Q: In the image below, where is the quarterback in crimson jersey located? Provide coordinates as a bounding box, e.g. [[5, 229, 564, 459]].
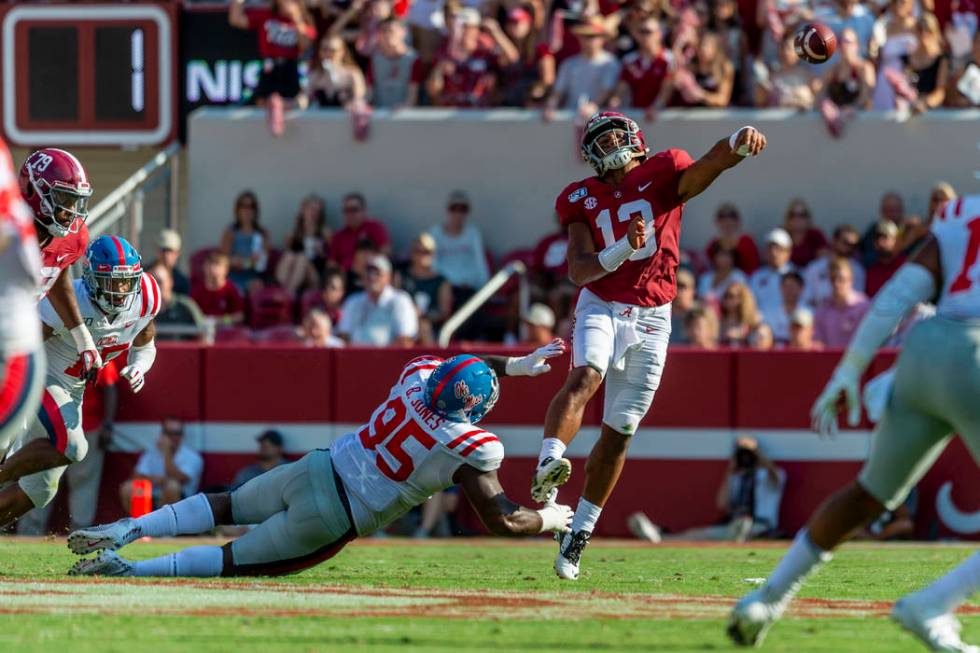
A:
[[531, 112, 767, 580], [18, 149, 103, 381]]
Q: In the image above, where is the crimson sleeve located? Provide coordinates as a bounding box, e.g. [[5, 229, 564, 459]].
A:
[[649, 148, 694, 209], [555, 182, 587, 228], [245, 8, 268, 30]]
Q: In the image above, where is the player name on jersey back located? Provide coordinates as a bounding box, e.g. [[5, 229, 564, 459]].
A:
[[933, 195, 980, 320], [331, 356, 504, 536]]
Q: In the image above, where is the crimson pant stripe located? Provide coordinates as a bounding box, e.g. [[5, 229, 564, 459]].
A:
[[430, 357, 482, 406], [0, 353, 34, 425], [38, 389, 69, 454]]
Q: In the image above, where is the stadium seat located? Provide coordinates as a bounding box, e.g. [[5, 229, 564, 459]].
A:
[[299, 288, 324, 319], [213, 326, 253, 344], [248, 286, 295, 329]]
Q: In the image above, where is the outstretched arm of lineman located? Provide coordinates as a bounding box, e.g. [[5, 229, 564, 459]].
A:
[[481, 339, 567, 378], [455, 465, 572, 536]]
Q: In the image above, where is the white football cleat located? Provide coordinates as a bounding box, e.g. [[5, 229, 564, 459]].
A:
[[531, 456, 572, 503], [727, 588, 787, 647], [554, 529, 591, 580], [892, 595, 980, 653], [68, 518, 141, 555], [68, 550, 135, 577]]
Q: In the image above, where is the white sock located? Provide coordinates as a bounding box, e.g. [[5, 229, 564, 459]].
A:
[[135, 493, 215, 538], [764, 529, 832, 603], [913, 552, 980, 613], [133, 546, 224, 578], [539, 438, 567, 464], [571, 498, 602, 533]]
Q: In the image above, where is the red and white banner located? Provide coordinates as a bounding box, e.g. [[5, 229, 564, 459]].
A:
[[96, 344, 978, 540]]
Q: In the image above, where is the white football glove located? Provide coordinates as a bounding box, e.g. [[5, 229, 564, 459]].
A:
[[810, 362, 862, 438], [505, 338, 567, 377], [120, 365, 145, 394], [70, 325, 102, 381], [536, 501, 574, 534]]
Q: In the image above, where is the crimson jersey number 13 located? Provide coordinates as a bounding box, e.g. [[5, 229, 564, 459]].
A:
[[595, 199, 658, 261]]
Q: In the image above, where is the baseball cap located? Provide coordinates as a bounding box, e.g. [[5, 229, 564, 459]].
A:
[[571, 15, 609, 37], [366, 254, 392, 274], [790, 306, 814, 328], [875, 220, 899, 238], [507, 7, 532, 23], [447, 190, 470, 208], [257, 429, 284, 447], [456, 8, 481, 27], [523, 303, 556, 329], [158, 229, 182, 252], [766, 228, 792, 249]]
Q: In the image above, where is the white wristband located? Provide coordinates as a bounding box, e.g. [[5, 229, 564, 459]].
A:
[[504, 356, 520, 377], [69, 325, 96, 353], [127, 340, 157, 376], [729, 126, 754, 156], [597, 236, 636, 272]]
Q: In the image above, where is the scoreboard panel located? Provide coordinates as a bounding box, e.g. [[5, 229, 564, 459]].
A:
[[2, 4, 174, 146]]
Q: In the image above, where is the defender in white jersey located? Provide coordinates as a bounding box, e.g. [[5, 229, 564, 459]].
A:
[[0, 140, 44, 453], [0, 235, 158, 526], [730, 196, 980, 652], [67, 344, 574, 579]]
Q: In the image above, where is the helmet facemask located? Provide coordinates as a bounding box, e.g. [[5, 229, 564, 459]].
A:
[[581, 115, 647, 175], [84, 264, 141, 315], [28, 166, 92, 238]]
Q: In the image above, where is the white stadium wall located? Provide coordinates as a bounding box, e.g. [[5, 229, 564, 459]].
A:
[[186, 108, 980, 258]]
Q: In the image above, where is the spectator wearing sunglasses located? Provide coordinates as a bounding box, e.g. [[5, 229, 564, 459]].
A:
[[330, 192, 392, 271], [220, 190, 270, 294], [801, 224, 866, 307], [782, 198, 827, 267], [704, 203, 760, 274], [337, 254, 418, 346], [429, 190, 490, 299]]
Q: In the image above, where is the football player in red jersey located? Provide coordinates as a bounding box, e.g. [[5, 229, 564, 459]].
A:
[[529, 112, 767, 580], [18, 148, 101, 379]]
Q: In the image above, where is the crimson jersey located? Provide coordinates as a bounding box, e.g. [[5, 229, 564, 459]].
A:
[[556, 148, 694, 306], [37, 221, 88, 301]]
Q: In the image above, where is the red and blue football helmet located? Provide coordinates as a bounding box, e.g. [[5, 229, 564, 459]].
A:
[[82, 235, 142, 315], [424, 355, 500, 424]]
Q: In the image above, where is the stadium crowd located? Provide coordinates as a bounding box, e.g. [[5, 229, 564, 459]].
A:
[[224, 0, 979, 136], [156, 181, 957, 349]]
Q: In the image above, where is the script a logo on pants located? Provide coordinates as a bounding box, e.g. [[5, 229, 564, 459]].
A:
[[936, 481, 980, 534]]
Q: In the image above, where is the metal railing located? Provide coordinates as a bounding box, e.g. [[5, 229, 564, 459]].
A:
[[437, 260, 530, 347], [86, 142, 181, 244]]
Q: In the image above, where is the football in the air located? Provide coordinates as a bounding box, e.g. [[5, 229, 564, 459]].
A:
[[794, 22, 837, 64]]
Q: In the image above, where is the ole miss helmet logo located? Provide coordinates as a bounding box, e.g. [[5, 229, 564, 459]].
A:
[[454, 380, 484, 411]]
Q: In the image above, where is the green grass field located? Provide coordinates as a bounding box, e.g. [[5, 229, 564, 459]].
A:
[[0, 537, 976, 653]]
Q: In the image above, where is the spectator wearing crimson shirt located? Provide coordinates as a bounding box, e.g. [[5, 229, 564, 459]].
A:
[[368, 19, 423, 108], [229, 0, 316, 136], [704, 203, 760, 274], [782, 198, 828, 267], [865, 221, 906, 297], [499, 7, 552, 107], [15, 361, 119, 535], [426, 10, 518, 107], [604, 17, 674, 120], [330, 193, 391, 271], [191, 251, 246, 325]]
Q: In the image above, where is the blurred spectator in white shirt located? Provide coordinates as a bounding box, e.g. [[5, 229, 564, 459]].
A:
[[545, 16, 621, 116], [430, 190, 491, 293], [763, 271, 805, 343], [121, 419, 204, 510], [303, 309, 346, 348], [522, 303, 557, 347], [698, 243, 748, 303], [802, 224, 866, 307], [337, 255, 418, 346], [749, 228, 795, 319]]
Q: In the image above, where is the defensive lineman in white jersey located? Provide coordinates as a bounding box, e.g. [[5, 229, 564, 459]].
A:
[[0, 235, 158, 526], [729, 196, 980, 652], [68, 345, 574, 578], [0, 141, 44, 453]]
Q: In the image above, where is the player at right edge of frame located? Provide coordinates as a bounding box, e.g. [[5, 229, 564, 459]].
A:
[[729, 196, 980, 653]]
